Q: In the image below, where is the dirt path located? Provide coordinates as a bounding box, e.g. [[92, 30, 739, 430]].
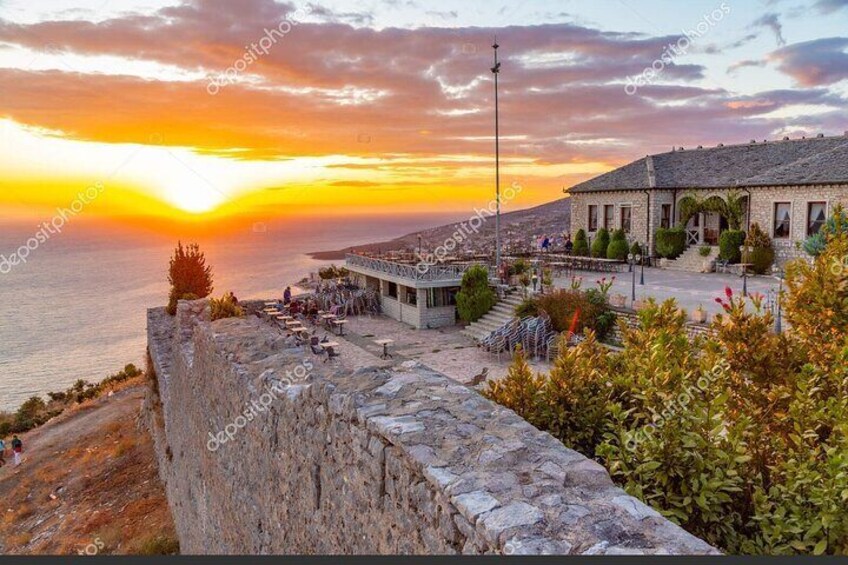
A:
[[0, 381, 177, 555]]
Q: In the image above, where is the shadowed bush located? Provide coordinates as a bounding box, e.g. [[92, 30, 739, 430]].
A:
[[456, 265, 496, 323]]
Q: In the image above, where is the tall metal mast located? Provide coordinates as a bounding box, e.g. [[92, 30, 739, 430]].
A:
[[491, 39, 501, 275]]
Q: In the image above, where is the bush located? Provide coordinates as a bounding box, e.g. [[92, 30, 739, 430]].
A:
[[485, 234, 848, 555], [573, 229, 590, 256], [630, 241, 643, 256], [508, 258, 531, 277], [514, 297, 539, 318], [591, 228, 610, 258], [209, 293, 245, 321], [531, 288, 614, 340], [166, 243, 213, 315], [699, 245, 713, 257], [803, 205, 848, 257], [456, 265, 496, 323], [655, 227, 686, 259], [319, 265, 350, 280], [745, 224, 774, 274], [719, 229, 746, 263], [606, 229, 629, 261]]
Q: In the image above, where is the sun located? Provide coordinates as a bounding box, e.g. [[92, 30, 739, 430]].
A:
[[168, 185, 225, 214]]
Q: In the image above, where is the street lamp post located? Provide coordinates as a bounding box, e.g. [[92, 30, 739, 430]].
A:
[[773, 265, 784, 334], [491, 40, 502, 276], [740, 244, 750, 297], [640, 252, 646, 286], [628, 252, 641, 304]]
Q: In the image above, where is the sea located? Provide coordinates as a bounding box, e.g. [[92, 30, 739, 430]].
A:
[[0, 213, 460, 411]]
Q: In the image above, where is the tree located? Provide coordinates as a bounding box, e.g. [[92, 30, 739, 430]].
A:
[[744, 223, 774, 275], [591, 228, 610, 258], [573, 229, 590, 256], [455, 265, 496, 323], [607, 229, 629, 261], [167, 242, 214, 315]]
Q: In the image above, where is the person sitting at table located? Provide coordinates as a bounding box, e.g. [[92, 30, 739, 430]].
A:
[[289, 301, 301, 315]]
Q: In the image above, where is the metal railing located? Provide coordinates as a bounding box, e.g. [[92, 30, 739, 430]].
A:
[[345, 253, 488, 282]]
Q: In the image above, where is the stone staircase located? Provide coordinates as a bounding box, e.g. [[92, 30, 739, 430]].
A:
[[664, 245, 719, 272], [460, 290, 526, 341]]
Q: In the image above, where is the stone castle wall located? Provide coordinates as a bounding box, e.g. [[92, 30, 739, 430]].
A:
[[144, 300, 718, 555]]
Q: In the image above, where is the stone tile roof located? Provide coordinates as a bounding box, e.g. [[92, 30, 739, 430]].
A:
[[569, 135, 848, 193]]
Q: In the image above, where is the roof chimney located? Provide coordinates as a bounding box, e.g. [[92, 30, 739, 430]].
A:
[[697, 145, 703, 149], [783, 136, 790, 140], [718, 143, 724, 147], [750, 139, 757, 144], [646, 155, 657, 188], [817, 133, 824, 138]]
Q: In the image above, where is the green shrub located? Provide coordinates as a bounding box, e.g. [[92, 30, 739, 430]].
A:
[[803, 205, 848, 257], [591, 228, 610, 258], [606, 229, 629, 261], [456, 265, 496, 323], [532, 288, 613, 340], [210, 293, 245, 321], [514, 297, 539, 318], [745, 223, 774, 274], [166, 242, 213, 315], [630, 241, 643, 256], [573, 229, 590, 256], [719, 229, 746, 263], [699, 245, 713, 257], [508, 258, 531, 276], [655, 227, 686, 259], [135, 535, 180, 555]]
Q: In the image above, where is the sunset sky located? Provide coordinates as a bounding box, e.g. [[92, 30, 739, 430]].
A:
[[1, 0, 847, 228]]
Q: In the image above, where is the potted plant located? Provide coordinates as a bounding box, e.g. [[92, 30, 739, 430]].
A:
[[691, 304, 708, 324], [519, 273, 532, 298], [699, 246, 714, 273]]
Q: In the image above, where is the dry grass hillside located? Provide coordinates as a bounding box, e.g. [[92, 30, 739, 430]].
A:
[[0, 379, 177, 555]]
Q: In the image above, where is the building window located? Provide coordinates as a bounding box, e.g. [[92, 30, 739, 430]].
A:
[[660, 204, 672, 229], [808, 202, 826, 236], [604, 205, 614, 230], [620, 206, 632, 234], [387, 282, 398, 298], [774, 202, 791, 238], [405, 287, 417, 306], [588, 205, 598, 231]]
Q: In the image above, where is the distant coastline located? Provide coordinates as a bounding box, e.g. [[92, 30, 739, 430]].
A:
[[308, 197, 571, 261]]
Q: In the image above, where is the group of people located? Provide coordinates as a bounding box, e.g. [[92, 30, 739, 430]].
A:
[[0, 435, 23, 467], [276, 287, 324, 323], [536, 232, 574, 254]]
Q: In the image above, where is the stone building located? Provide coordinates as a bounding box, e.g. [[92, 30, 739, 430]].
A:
[[568, 133, 848, 265], [345, 253, 469, 329]]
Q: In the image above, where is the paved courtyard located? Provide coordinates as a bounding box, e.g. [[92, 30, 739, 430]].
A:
[[303, 267, 782, 386], [553, 267, 782, 315], [308, 314, 552, 387]]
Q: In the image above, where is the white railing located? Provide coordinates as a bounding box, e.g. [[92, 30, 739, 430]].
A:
[[346, 254, 488, 282]]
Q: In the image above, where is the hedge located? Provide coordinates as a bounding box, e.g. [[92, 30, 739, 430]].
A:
[[655, 227, 686, 259]]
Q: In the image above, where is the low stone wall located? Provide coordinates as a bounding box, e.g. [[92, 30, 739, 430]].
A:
[[608, 307, 715, 344], [145, 300, 718, 555]]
